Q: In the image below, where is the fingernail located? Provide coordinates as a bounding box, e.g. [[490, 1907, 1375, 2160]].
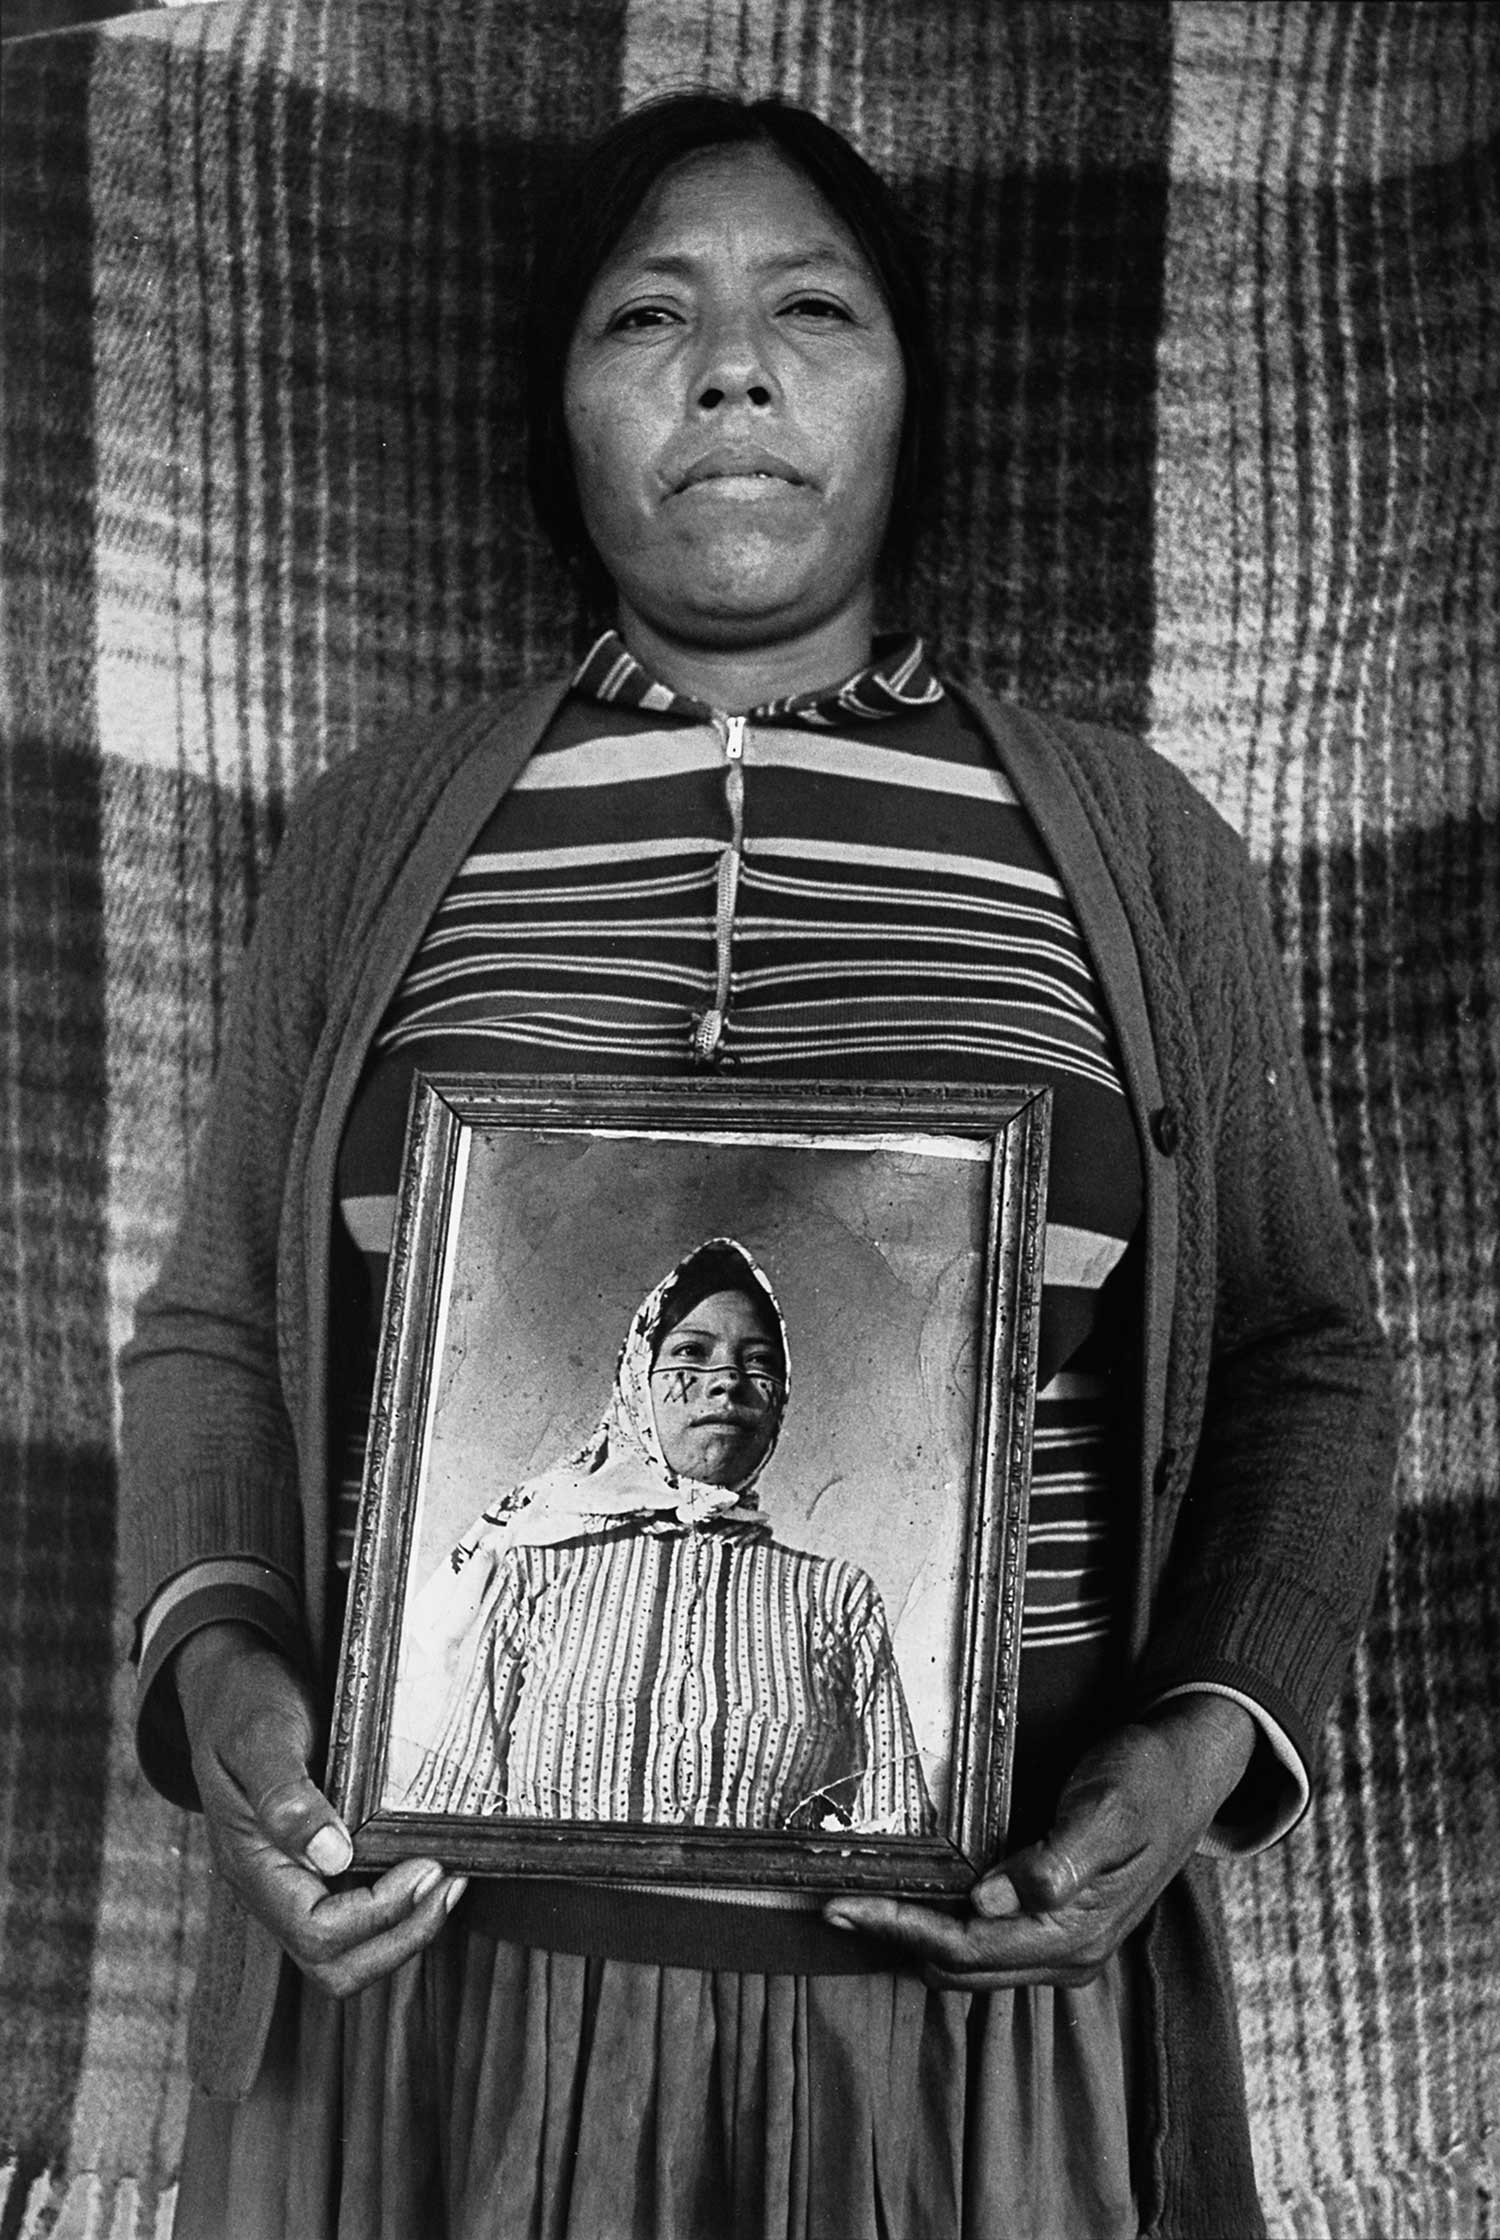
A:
[[825, 1909, 854, 1932], [307, 1825, 353, 1877], [443, 1876, 469, 1916], [411, 1863, 443, 1905]]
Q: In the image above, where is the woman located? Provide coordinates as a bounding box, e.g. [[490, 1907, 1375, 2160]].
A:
[[394, 1237, 933, 1838], [121, 91, 1395, 2238]]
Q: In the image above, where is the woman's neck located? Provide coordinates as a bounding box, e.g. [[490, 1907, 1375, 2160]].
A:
[[613, 598, 877, 712]]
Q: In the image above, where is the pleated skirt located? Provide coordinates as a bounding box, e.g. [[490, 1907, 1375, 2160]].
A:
[[174, 1919, 1138, 2240]]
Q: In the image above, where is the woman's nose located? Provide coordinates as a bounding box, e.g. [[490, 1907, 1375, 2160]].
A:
[[691, 314, 779, 413]]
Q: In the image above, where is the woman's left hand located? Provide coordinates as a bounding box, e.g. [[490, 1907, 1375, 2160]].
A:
[[824, 1693, 1256, 1989]]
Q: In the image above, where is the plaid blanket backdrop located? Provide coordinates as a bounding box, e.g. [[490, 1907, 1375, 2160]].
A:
[[2, 0, 1496, 2230]]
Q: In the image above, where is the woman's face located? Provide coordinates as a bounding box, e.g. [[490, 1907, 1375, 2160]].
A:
[[563, 144, 906, 655], [650, 1287, 784, 1487]]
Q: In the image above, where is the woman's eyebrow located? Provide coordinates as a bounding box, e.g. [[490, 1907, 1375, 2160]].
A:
[[755, 243, 869, 278], [615, 243, 868, 284], [660, 1319, 776, 1345]]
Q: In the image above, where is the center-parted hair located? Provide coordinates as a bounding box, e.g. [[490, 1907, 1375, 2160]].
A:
[[523, 91, 938, 610]]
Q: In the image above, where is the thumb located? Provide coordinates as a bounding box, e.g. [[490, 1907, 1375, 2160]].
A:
[[253, 1770, 353, 1878], [997, 1772, 1134, 1912], [970, 1871, 1023, 1920], [218, 1706, 353, 1878], [993, 1830, 1088, 1914]]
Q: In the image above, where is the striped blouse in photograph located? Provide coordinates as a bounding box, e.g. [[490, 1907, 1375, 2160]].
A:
[[401, 1524, 934, 1837]]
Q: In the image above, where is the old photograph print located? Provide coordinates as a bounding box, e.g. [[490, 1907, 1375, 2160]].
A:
[[383, 1124, 990, 1834], [329, 1078, 1047, 1890]]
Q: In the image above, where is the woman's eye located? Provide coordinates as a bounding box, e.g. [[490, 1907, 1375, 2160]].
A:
[[781, 295, 852, 322], [606, 303, 679, 334]]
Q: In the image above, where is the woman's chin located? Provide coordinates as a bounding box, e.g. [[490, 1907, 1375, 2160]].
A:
[[632, 546, 841, 642], [670, 1429, 763, 1487]]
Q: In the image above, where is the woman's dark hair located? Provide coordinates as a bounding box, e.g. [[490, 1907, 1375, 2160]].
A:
[[523, 92, 937, 611]]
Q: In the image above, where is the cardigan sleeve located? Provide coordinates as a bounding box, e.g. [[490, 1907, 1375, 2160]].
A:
[[117, 758, 369, 1808], [1133, 813, 1399, 1816], [118, 689, 563, 1812]]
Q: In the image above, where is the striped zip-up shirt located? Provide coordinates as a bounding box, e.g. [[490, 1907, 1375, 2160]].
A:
[[401, 1524, 933, 1837], [335, 636, 1145, 1812]]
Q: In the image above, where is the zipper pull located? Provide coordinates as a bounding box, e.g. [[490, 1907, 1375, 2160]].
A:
[[721, 713, 747, 762], [693, 1008, 726, 1063]]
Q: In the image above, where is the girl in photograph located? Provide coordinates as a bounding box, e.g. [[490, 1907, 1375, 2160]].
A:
[[394, 1236, 934, 1838]]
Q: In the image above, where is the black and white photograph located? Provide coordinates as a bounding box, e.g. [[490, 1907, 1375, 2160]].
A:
[[4, 2, 1494, 2234], [331, 1080, 1048, 1889]]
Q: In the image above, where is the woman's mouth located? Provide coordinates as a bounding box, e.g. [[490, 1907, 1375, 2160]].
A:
[[670, 445, 810, 496]]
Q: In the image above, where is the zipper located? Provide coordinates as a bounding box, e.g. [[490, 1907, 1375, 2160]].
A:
[[693, 714, 747, 1064]]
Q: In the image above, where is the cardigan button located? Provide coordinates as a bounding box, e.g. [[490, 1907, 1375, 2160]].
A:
[[1150, 1104, 1181, 1156]]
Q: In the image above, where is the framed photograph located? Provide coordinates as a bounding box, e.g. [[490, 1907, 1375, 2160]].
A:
[[329, 1076, 1050, 1894]]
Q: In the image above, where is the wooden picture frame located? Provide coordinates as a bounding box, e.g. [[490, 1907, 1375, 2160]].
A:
[[329, 1075, 1050, 1895]]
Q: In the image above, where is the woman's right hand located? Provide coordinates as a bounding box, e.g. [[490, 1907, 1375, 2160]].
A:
[[174, 1620, 465, 1999]]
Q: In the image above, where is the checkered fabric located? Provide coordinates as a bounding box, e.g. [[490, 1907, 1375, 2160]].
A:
[[2, 3, 1496, 2231]]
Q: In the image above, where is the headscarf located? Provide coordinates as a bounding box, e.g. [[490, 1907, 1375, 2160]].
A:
[[395, 1241, 788, 1722]]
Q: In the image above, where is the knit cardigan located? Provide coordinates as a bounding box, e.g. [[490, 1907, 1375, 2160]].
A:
[[119, 678, 1397, 2237]]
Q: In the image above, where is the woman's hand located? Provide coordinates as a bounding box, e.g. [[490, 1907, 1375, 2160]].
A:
[[824, 1693, 1255, 1989], [175, 1621, 465, 2000]]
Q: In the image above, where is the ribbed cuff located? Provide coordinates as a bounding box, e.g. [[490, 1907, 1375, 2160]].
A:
[[1134, 1568, 1353, 1777], [124, 1458, 304, 1619]]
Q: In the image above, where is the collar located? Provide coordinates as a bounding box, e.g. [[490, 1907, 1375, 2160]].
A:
[[571, 628, 945, 729], [452, 1463, 772, 1555]]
